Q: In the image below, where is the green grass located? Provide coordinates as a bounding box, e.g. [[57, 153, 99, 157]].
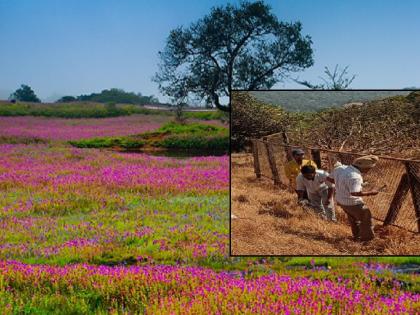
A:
[[154, 121, 224, 134], [0, 102, 130, 118], [69, 121, 229, 151], [184, 110, 227, 121], [158, 134, 229, 150], [0, 101, 175, 118], [1, 191, 229, 268], [0, 101, 227, 120], [68, 137, 145, 149]]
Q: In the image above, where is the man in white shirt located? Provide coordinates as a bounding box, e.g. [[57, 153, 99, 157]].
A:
[[296, 165, 336, 221], [327, 155, 380, 242]]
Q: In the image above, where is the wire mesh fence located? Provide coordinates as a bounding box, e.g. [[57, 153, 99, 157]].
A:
[[252, 138, 420, 233]]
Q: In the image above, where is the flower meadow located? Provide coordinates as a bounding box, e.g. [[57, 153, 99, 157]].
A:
[[0, 115, 169, 140], [0, 115, 419, 314], [0, 144, 229, 267], [0, 261, 419, 314]]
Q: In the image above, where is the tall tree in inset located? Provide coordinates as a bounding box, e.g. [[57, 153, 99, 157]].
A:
[[9, 84, 41, 102], [154, 1, 314, 112]]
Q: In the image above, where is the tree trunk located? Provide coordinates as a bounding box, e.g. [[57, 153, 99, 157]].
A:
[[212, 92, 230, 112]]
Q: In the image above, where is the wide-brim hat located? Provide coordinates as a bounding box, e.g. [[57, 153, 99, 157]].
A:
[[352, 155, 379, 169]]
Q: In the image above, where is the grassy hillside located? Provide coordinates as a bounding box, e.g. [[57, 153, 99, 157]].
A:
[[250, 90, 413, 112]]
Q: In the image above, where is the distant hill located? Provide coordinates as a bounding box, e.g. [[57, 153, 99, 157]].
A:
[[250, 90, 413, 112]]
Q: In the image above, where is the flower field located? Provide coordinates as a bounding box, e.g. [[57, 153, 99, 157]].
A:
[[0, 144, 229, 267], [0, 115, 419, 314], [0, 115, 169, 140], [1, 261, 419, 314]]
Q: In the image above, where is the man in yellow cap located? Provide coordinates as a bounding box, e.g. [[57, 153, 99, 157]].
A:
[[284, 148, 317, 199], [327, 155, 381, 242]]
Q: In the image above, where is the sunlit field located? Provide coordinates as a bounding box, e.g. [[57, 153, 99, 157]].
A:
[[0, 144, 229, 267], [0, 115, 170, 140], [0, 115, 418, 314], [1, 261, 419, 314]]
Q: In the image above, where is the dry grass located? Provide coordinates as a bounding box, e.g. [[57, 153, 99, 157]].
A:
[[231, 153, 420, 255]]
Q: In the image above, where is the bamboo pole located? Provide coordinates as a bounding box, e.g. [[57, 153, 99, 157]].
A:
[[405, 162, 420, 232], [264, 140, 281, 185], [311, 149, 322, 169], [383, 173, 409, 226], [251, 139, 261, 179]]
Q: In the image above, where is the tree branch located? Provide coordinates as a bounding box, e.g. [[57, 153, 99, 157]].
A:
[[248, 60, 286, 89]]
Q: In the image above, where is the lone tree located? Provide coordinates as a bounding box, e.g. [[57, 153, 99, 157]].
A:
[[9, 84, 41, 102], [154, 0, 314, 112]]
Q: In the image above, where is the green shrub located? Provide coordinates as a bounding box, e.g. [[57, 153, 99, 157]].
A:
[[158, 134, 228, 150], [68, 138, 120, 148], [131, 107, 173, 116], [69, 137, 145, 149], [0, 101, 174, 118], [69, 122, 227, 151], [0, 101, 231, 120], [184, 110, 226, 120], [0, 103, 30, 116], [156, 121, 224, 134], [118, 138, 145, 149]]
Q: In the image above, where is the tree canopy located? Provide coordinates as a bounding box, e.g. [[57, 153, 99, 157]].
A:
[[78, 88, 159, 105], [57, 89, 160, 105], [57, 96, 77, 103], [9, 84, 41, 102], [154, 0, 314, 111]]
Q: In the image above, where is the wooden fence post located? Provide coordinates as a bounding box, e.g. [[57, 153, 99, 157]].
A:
[[281, 131, 292, 161], [251, 139, 261, 179], [383, 173, 409, 226], [264, 140, 281, 185], [405, 162, 420, 232], [311, 149, 322, 169]]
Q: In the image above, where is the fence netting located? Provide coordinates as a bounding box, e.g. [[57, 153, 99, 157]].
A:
[[255, 139, 272, 180], [253, 138, 420, 233]]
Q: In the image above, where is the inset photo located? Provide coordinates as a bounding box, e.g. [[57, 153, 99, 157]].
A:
[[231, 90, 420, 255]]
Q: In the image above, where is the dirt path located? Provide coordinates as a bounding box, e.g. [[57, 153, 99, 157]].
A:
[[231, 153, 420, 255]]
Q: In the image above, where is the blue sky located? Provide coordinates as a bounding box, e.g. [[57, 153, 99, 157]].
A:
[[0, 0, 419, 102]]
